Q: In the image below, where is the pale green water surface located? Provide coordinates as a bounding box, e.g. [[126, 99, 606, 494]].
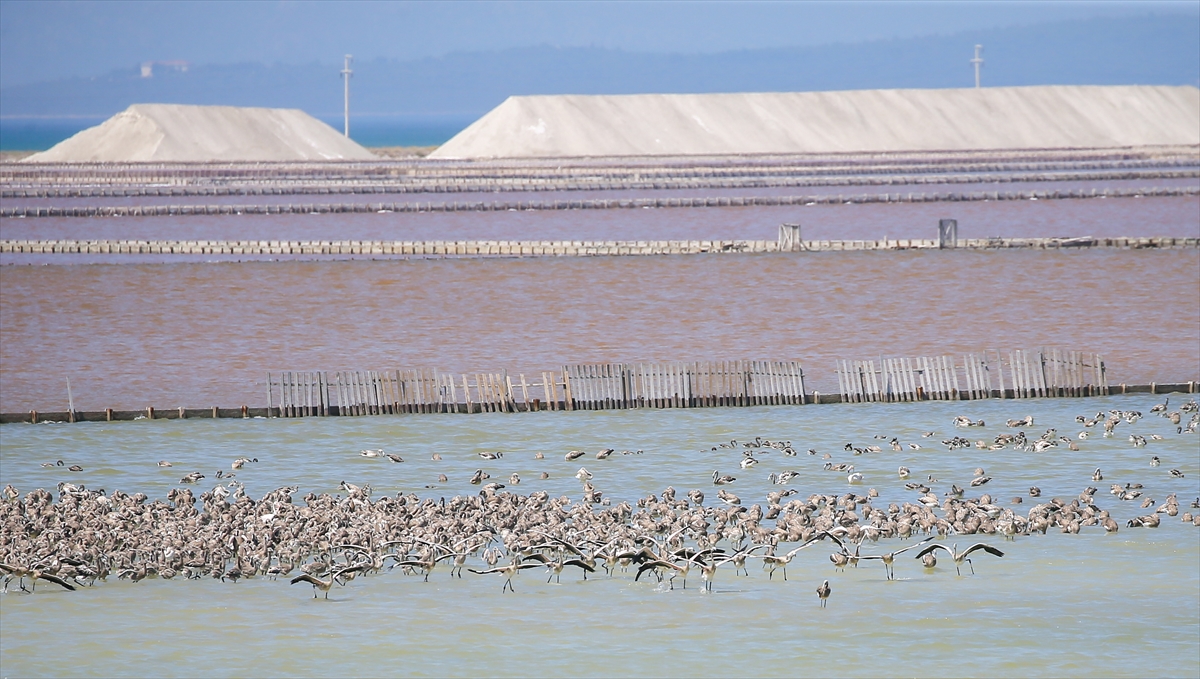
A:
[[2, 395, 1198, 677]]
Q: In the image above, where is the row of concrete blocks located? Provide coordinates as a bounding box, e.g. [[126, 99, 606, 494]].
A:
[[3, 151, 1194, 181], [2, 237, 1198, 256], [3, 168, 1195, 198], [2, 239, 777, 256], [2, 186, 1197, 219]]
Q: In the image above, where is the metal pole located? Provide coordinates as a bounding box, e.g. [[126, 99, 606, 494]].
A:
[[971, 45, 983, 88], [341, 54, 353, 137]]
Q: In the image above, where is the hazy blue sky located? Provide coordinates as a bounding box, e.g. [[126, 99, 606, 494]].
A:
[[2, 0, 1195, 86]]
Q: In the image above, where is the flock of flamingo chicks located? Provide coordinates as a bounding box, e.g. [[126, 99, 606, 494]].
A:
[[1, 397, 1196, 607]]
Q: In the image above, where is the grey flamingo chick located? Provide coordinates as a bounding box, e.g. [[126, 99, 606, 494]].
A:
[[817, 579, 831, 607]]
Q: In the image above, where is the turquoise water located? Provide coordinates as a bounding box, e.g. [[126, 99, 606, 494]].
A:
[[1, 394, 1198, 677], [0, 118, 106, 151], [0, 116, 469, 151]]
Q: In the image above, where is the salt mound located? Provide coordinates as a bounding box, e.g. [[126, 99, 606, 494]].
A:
[[431, 85, 1200, 158], [25, 104, 376, 162]]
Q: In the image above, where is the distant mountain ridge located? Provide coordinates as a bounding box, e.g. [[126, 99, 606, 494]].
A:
[[2, 14, 1196, 118]]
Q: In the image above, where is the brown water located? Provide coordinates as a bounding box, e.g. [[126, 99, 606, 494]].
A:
[[2, 247, 1197, 412]]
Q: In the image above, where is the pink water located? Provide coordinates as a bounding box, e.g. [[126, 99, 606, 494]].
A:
[[2, 243, 1197, 412], [2, 194, 1197, 244]]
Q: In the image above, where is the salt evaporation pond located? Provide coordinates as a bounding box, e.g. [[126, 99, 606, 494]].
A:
[[2, 393, 1198, 677]]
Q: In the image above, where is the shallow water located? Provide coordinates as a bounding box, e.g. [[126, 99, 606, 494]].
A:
[[1, 394, 1198, 678]]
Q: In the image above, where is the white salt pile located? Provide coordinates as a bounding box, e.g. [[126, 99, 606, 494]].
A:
[[431, 85, 1200, 158], [25, 104, 376, 162]]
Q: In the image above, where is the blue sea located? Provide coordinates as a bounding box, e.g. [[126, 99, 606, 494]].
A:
[[0, 115, 470, 151]]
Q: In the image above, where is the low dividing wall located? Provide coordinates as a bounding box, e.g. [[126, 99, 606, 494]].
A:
[[2, 236, 1196, 257], [2, 185, 1196, 219]]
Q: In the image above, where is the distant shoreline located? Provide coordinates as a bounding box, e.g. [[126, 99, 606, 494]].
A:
[[1, 146, 439, 162]]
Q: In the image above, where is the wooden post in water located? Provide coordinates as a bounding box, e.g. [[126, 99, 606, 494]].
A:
[[563, 367, 575, 411], [779, 223, 802, 252], [938, 219, 958, 249], [993, 350, 1005, 398], [836, 360, 847, 402], [334, 372, 344, 416], [1010, 351, 1021, 398], [319, 371, 328, 416]]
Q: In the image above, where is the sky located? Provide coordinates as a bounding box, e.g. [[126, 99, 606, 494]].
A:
[[2, 0, 1196, 87]]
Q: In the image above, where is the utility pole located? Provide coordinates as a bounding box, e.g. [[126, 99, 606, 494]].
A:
[[341, 54, 353, 137], [971, 45, 983, 88]]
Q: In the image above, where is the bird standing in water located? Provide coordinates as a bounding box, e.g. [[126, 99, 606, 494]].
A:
[[817, 579, 831, 607]]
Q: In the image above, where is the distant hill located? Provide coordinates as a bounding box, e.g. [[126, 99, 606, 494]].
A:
[[2, 15, 1196, 119]]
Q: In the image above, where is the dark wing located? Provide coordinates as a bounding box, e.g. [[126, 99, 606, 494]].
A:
[[914, 543, 951, 559], [38, 573, 76, 591], [615, 549, 655, 564], [962, 543, 1004, 558], [786, 535, 828, 558], [333, 564, 368, 580], [563, 559, 595, 572], [291, 573, 321, 586], [635, 560, 673, 581], [890, 536, 937, 557], [520, 553, 550, 564], [392, 560, 431, 569], [545, 536, 584, 556], [818, 531, 848, 552]]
